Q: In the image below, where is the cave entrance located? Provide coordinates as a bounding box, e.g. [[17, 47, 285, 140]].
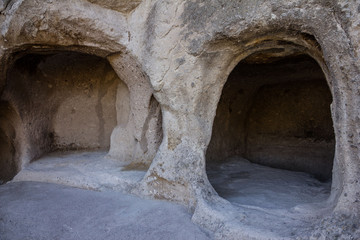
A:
[[206, 54, 335, 209], [4, 50, 162, 188], [7, 52, 123, 156], [0, 102, 20, 184], [3, 51, 128, 185]]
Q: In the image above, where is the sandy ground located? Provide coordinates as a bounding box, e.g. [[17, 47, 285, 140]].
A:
[[207, 157, 331, 209], [0, 181, 212, 240], [5, 151, 334, 239], [206, 157, 332, 238], [13, 151, 146, 192]]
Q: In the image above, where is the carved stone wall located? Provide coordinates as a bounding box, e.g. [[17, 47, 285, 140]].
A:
[[0, 0, 359, 239]]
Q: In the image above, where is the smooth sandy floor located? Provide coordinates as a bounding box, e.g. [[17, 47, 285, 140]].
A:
[[13, 151, 147, 192], [0, 181, 212, 240], [8, 152, 334, 239], [205, 157, 333, 238], [207, 157, 331, 210]]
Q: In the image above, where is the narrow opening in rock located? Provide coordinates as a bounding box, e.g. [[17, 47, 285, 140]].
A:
[[0, 102, 19, 184], [206, 54, 335, 209]]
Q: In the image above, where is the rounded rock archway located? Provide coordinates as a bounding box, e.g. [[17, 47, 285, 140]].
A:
[[1, 46, 163, 187], [187, 30, 359, 238], [4, 51, 124, 160], [0, 0, 359, 239], [206, 51, 335, 209]]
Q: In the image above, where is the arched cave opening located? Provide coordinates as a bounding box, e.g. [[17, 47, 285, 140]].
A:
[[6, 51, 124, 161], [4, 50, 162, 186], [206, 53, 335, 209]]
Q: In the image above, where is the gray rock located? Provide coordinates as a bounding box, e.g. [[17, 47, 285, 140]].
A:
[[0, 0, 359, 239]]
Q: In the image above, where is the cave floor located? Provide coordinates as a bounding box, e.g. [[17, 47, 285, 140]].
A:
[[205, 157, 333, 239], [0, 181, 212, 240], [207, 157, 331, 210], [9, 152, 334, 239], [15, 151, 332, 209], [13, 151, 147, 192]]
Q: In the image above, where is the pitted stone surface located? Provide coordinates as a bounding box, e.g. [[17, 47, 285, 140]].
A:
[[87, 0, 143, 13], [0, 0, 359, 239]]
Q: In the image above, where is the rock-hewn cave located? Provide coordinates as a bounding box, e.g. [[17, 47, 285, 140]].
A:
[[5, 52, 123, 157], [1, 1, 359, 239], [206, 54, 335, 208], [0, 51, 130, 184], [0, 101, 21, 183], [3, 49, 163, 190]]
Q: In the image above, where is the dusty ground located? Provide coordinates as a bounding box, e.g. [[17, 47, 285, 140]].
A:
[[4, 151, 337, 239], [207, 157, 331, 210], [206, 157, 333, 238], [13, 151, 146, 192], [0, 181, 212, 240]]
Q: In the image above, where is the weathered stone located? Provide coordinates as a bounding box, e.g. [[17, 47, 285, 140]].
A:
[[86, 0, 143, 14], [0, 0, 11, 13], [0, 0, 359, 239]]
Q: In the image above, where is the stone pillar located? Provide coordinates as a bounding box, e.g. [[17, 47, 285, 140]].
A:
[[107, 53, 162, 166], [138, 50, 237, 206]]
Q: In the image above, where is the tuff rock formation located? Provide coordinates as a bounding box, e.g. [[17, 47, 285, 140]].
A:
[[0, 0, 359, 239]]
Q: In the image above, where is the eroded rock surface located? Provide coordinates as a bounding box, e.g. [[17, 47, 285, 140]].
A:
[[86, 0, 143, 13], [0, 0, 359, 239]]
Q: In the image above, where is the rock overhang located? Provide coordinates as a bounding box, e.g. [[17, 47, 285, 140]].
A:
[[0, 0, 359, 239]]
